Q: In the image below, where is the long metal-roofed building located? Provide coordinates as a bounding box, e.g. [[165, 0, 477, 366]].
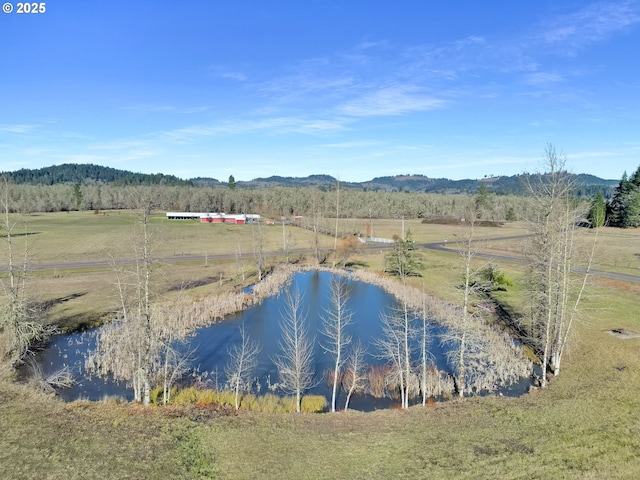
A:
[[166, 212, 260, 225]]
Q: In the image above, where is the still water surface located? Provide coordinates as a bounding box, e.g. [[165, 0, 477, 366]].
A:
[[34, 271, 527, 410]]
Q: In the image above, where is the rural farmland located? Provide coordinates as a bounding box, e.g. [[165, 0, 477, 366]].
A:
[[3, 1, 640, 478]]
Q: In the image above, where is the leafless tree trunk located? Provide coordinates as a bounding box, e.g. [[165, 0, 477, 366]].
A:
[[440, 210, 492, 398], [321, 276, 353, 412], [456, 214, 476, 397], [376, 300, 417, 409], [89, 188, 189, 407], [524, 145, 595, 386], [274, 288, 315, 413], [251, 220, 266, 281], [236, 242, 245, 281], [160, 337, 192, 405], [310, 191, 325, 265], [419, 297, 433, 406], [225, 324, 261, 410], [282, 221, 295, 263], [0, 175, 50, 366], [135, 200, 155, 407], [343, 340, 367, 411]]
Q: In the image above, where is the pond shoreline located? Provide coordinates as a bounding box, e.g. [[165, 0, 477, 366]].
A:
[[29, 264, 534, 407]]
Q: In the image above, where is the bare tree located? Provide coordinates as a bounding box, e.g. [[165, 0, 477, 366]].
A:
[[274, 288, 315, 413], [343, 340, 367, 411], [251, 220, 266, 281], [282, 220, 295, 263], [131, 194, 156, 406], [439, 210, 493, 398], [89, 188, 188, 407], [419, 296, 434, 406], [225, 324, 261, 410], [376, 301, 417, 409], [524, 145, 595, 386], [236, 242, 245, 281], [309, 191, 325, 265], [25, 357, 74, 394], [321, 276, 353, 412], [159, 341, 192, 405], [0, 175, 51, 366], [335, 236, 362, 267]]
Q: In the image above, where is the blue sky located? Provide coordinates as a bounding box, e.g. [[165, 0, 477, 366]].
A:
[[1, 1, 640, 182]]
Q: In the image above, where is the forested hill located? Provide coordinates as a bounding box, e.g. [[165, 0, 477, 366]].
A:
[[238, 173, 617, 196], [1, 164, 617, 195], [240, 174, 360, 189], [4, 164, 192, 186]]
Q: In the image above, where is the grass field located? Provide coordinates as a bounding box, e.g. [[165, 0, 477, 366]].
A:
[[1, 211, 640, 478]]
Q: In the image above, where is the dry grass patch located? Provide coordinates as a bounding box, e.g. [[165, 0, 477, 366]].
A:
[[0, 380, 199, 479]]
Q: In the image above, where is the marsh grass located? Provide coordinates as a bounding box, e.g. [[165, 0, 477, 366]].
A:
[[169, 386, 327, 413]]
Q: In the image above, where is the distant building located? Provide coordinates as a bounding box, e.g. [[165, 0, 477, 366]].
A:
[[166, 212, 261, 224]]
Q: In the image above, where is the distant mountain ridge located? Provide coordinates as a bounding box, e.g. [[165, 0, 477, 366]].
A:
[[239, 173, 617, 196], [4, 163, 192, 187], [1, 164, 618, 196]]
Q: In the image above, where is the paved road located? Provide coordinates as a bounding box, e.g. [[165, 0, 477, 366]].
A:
[[12, 235, 640, 284], [418, 236, 640, 284]]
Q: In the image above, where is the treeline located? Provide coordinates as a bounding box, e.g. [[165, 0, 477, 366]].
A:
[[2, 182, 541, 222], [2, 163, 616, 195], [5, 163, 191, 187]]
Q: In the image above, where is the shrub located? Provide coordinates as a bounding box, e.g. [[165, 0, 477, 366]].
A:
[[301, 395, 328, 413], [149, 386, 165, 405], [172, 386, 201, 405], [254, 393, 285, 412], [240, 394, 258, 411], [215, 390, 236, 408], [172, 386, 220, 407]]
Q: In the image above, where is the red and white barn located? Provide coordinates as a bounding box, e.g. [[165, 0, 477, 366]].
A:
[[166, 212, 260, 225]]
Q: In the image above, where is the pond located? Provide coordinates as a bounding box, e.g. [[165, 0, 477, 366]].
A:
[[31, 270, 532, 410]]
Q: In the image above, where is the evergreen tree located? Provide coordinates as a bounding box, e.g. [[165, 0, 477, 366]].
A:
[[587, 191, 606, 228], [385, 230, 423, 278], [72, 183, 83, 210], [474, 183, 492, 219], [228, 175, 236, 190], [607, 168, 640, 228]]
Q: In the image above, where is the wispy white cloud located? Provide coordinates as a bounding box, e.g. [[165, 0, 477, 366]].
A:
[[567, 143, 640, 161], [207, 66, 249, 82], [320, 140, 384, 148], [338, 85, 446, 117], [260, 74, 355, 103], [125, 104, 210, 114], [218, 71, 248, 82], [536, 1, 640, 54], [0, 124, 39, 134], [160, 115, 350, 142], [523, 72, 565, 86], [529, 118, 559, 128]]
